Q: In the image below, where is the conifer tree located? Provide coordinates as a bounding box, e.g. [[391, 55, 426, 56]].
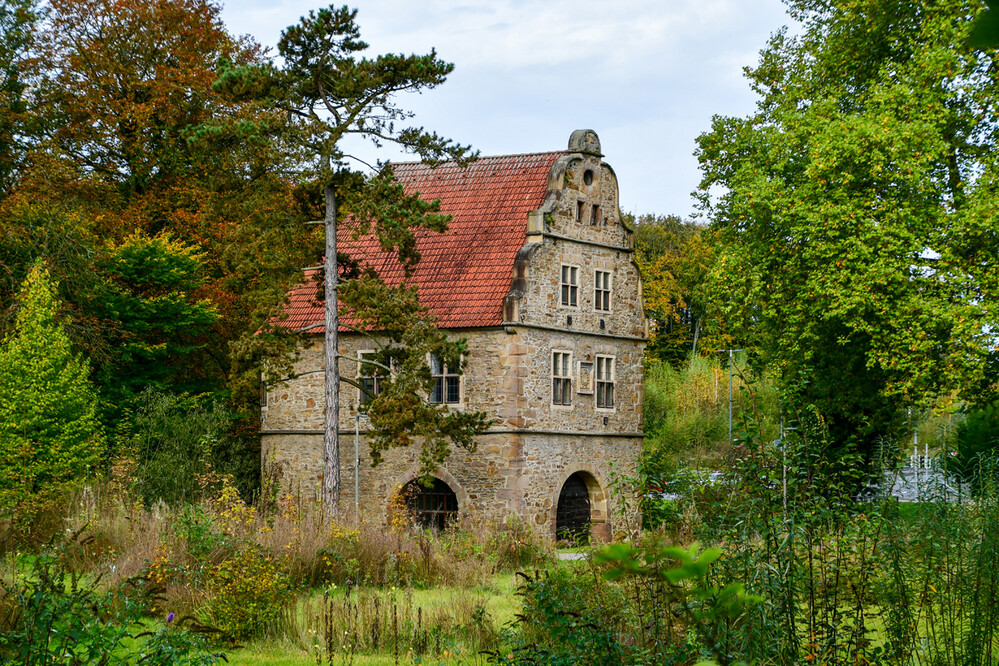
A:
[[0, 261, 102, 519], [212, 5, 479, 509]]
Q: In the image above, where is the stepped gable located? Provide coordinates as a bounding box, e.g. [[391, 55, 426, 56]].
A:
[[277, 150, 566, 332]]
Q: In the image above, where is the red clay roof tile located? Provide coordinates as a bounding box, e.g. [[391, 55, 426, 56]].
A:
[[277, 151, 565, 332]]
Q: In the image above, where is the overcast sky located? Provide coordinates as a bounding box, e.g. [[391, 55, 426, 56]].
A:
[[219, 1, 796, 219]]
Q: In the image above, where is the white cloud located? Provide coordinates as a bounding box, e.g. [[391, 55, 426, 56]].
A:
[[219, 0, 796, 216]]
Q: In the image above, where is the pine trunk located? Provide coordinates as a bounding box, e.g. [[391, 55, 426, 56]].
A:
[[323, 185, 340, 510]]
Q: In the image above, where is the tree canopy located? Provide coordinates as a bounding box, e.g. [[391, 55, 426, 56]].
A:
[[633, 214, 727, 365], [696, 0, 999, 461]]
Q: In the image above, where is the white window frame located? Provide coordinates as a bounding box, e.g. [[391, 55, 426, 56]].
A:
[[428, 353, 462, 405], [552, 350, 573, 407], [595, 355, 615, 411], [594, 269, 612, 312], [560, 264, 579, 308]]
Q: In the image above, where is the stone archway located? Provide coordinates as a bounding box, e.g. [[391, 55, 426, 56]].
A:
[[400, 477, 458, 530], [552, 467, 610, 543], [388, 467, 468, 529]]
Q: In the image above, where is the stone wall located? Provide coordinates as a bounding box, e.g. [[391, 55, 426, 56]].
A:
[[260, 427, 639, 539], [261, 430, 524, 523]]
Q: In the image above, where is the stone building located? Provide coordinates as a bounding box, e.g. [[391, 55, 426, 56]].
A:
[[260, 130, 646, 541]]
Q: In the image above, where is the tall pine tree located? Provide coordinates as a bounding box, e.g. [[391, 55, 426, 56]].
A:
[[212, 5, 480, 509]]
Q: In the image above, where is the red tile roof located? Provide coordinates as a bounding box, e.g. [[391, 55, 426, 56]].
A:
[[277, 151, 565, 332]]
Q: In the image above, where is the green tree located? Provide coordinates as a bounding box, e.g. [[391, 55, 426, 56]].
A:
[[696, 0, 999, 464], [0, 261, 102, 521], [96, 232, 219, 417], [0, 0, 39, 195], [633, 215, 725, 364], [211, 4, 481, 508]]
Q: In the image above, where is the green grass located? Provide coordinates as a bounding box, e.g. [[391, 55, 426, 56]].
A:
[[225, 573, 520, 666]]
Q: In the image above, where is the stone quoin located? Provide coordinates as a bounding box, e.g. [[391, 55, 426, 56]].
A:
[[260, 130, 647, 541]]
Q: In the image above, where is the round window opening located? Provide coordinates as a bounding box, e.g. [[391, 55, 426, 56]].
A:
[[583, 169, 594, 186], [401, 477, 458, 531]]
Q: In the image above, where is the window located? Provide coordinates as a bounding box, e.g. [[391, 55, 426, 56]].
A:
[[594, 270, 611, 312], [596, 356, 615, 409], [552, 351, 572, 406], [576, 200, 584, 223], [429, 353, 460, 404], [591, 204, 601, 226], [561, 265, 578, 307], [402, 477, 458, 531], [358, 351, 386, 406]]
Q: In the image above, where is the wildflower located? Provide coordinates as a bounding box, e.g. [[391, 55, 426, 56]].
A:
[[166, 612, 175, 624]]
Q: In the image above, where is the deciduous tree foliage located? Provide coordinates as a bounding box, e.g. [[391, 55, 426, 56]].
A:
[[0, 262, 102, 521], [0, 0, 39, 195], [211, 4, 483, 508], [633, 215, 727, 365], [696, 0, 999, 461], [0, 0, 317, 445], [34, 0, 259, 198]]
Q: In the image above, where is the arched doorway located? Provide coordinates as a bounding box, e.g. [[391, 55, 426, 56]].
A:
[[556, 473, 592, 543], [400, 477, 458, 530]]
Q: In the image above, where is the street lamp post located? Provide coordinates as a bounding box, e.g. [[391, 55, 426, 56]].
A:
[[354, 412, 366, 526]]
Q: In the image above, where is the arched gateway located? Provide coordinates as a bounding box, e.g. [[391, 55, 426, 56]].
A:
[[555, 471, 609, 543]]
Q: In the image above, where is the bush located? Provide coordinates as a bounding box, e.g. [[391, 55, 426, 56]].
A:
[[499, 563, 630, 665], [198, 545, 290, 640], [0, 548, 225, 665], [123, 389, 234, 507], [946, 399, 999, 491]]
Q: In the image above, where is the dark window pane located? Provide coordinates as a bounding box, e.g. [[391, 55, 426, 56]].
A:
[[446, 376, 460, 403], [360, 377, 377, 405]]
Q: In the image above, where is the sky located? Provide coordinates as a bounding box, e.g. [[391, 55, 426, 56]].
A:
[[219, 1, 797, 220]]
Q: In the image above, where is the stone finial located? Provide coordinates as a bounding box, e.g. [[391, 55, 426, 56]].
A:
[[568, 129, 602, 157]]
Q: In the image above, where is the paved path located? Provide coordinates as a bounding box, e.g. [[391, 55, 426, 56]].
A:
[[557, 552, 587, 561]]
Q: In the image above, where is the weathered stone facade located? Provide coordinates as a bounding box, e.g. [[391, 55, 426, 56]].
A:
[[261, 130, 646, 540]]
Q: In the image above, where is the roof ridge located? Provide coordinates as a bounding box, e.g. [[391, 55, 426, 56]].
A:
[[390, 150, 567, 167]]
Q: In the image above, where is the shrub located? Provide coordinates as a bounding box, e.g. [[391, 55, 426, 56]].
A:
[[946, 399, 999, 492], [123, 389, 235, 507], [499, 563, 630, 665], [0, 548, 225, 665], [198, 545, 290, 640]]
